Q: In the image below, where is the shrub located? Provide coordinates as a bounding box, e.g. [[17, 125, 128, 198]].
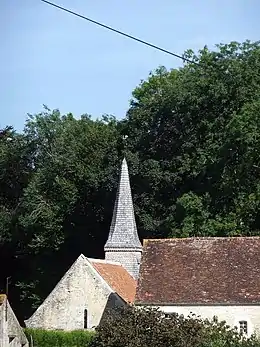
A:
[[91, 305, 260, 347], [24, 328, 95, 347]]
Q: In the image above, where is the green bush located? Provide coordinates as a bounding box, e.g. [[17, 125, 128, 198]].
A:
[[92, 306, 260, 347], [24, 328, 95, 347]]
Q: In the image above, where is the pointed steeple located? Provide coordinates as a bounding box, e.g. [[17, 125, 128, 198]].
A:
[[104, 158, 142, 279], [105, 158, 142, 250]]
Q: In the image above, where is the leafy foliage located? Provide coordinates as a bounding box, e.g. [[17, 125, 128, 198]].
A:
[[0, 109, 121, 318], [123, 40, 260, 238], [92, 306, 260, 347]]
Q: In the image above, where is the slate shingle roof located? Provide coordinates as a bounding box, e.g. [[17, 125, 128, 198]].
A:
[[135, 237, 260, 305], [104, 158, 142, 250], [91, 260, 137, 303]]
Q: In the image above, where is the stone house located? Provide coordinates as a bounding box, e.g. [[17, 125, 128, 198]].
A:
[[135, 237, 260, 336], [25, 158, 142, 330], [0, 294, 29, 347]]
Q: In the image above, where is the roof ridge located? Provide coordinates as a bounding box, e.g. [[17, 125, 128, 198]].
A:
[[144, 236, 260, 242]]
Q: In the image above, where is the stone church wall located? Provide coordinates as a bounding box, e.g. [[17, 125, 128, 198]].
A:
[[25, 255, 124, 331], [158, 305, 260, 337], [105, 250, 141, 280]]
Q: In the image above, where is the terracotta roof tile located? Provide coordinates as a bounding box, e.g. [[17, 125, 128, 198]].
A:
[[91, 261, 137, 303], [135, 237, 260, 305]]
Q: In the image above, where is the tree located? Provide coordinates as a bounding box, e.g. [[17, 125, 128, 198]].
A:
[[123, 40, 260, 238], [0, 126, 33, 309], [92, 305, 259, 347], [0, 108, 122, 318]]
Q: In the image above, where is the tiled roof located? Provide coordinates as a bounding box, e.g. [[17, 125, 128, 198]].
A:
[[135, 237, 260, 305], [91, 260, 137, 303], [0, 294, 6, 305]]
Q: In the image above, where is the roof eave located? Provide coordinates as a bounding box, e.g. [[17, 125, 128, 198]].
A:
[[135, 301, 260, 306]]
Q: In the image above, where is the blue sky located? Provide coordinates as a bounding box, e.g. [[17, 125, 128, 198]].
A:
[[1, 0, 259, 131]]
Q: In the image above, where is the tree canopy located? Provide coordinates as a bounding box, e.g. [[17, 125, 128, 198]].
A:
[[0, 40, 260, 321]]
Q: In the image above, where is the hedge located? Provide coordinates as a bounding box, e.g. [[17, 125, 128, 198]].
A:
[[24, 328, 95, 347]]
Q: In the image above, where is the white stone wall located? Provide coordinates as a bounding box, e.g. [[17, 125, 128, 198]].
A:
[[9, 336, 25, 347], [0, 298, 28, 347], [0, 302, 7, 347], [158, 305, 260, 336], [25, 255, 124, 331]]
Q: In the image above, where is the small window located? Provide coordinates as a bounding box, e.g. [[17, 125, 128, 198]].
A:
[[239, 320, 248, 335], [84, 309, 88, 329]]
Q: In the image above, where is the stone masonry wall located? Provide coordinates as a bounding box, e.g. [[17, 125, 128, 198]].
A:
[[105, 250, 141, 280], [0, 297, 28, 347], [158, 305, 260, 337], [26, 255, 124, 330]]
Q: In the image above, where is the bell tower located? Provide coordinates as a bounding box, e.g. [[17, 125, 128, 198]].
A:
[[104, 158, 142, 279]]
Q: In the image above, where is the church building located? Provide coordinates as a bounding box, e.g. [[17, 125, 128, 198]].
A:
[[25, 158, 260, 336], [25, 158, 142, 330]]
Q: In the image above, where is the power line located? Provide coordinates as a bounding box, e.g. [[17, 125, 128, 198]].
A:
[[40, 0, 198, 65]]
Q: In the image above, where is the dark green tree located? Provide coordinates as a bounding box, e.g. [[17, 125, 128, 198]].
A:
[[0, 125, 33, 306], [123, 40, 260, 238], [1, 108, 122, 319]]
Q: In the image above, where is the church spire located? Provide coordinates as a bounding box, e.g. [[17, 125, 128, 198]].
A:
[[105, 158, 142, 250], [104, 158, 142, 279]]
